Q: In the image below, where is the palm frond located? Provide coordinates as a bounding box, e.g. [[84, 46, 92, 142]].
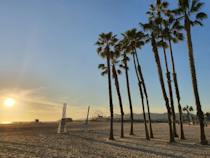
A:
[[191, 20, 203, 26], [196, 12, 207, 21], [98, 64, 107, 70], [117, 70, 122, 75], [191, 1, 204, 13], [101, 70, 108, 76]]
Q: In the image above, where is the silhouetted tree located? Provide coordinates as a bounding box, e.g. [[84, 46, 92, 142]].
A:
[[142, 1, 174, 142], [155, 0, 178, 138], [122, 29, 150, 140], [175, 0, 208, 145], [161, 8, 186, 140], [96, 32, 118, 140], [111, 56, 125, 138], [117, 40, 134, 135]]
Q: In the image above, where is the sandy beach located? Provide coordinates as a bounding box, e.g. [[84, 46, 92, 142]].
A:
[[0, 122, 209, 158]]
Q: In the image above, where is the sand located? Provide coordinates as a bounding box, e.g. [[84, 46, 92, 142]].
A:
[[0, 122, 209, 158]]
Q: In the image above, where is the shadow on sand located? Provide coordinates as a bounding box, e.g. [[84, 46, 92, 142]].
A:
[[70, 133, 185, 158]]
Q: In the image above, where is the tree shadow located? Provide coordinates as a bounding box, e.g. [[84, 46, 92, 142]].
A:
[[116, 137, 210, 157], [70, 133, 185, 158]]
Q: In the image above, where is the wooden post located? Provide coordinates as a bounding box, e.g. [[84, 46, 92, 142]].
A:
[[62, 103, 67, 119], [85, 106, 90, 125], [58, 103, 68, 133]]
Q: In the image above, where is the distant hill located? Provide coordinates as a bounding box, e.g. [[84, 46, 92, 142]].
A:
[[90, 112, 201, 123], [112, 113, 192, 122]]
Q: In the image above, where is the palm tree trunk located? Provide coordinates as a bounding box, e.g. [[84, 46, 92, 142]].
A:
[[168, 39, 185, 139], [107, 55, 114, 140], [132, 53, 150, 140], [124, 54, 134, 135], [162, 46, 178, 138], [135, 53, 154, 138], [151, 34, 174, 142], [185, 16, 208, 145], [112, 65, 124, 138]]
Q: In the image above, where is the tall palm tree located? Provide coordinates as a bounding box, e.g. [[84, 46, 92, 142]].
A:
[[159, 40, 178, 138], [134, 49, 154, 138], [175, 0, 208, 145], [111, 57, 125, 138], [117, 41, 134, 135], [162, 12, 186, 139], [98, 60, 125, 138], [122, 29, 150, 140], [155, 0, 178, 138], [142, 2, 174, 142], [96, 32, 118, 140]]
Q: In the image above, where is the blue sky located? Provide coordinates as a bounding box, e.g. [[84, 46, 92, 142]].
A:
[[0, 0, 209, 122]]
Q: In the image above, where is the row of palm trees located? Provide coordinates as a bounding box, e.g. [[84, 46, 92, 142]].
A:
[[96, 0, 208, 145]]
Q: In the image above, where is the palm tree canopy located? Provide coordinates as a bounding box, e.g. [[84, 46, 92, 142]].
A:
[[98, 63, 108, 76], [96, 32, 118, 59], [121, 28, 146, 53], [141, 0, 169, 39], [175, 0, 208, 26], [183, 105, 194, 112], [115, 40, 130, 71], [143, 0, 185, 51], [189, 106, 194, 111], [183, 105, 189, 111], [161, 12, 185, 43], [96, 32, 119, 76]]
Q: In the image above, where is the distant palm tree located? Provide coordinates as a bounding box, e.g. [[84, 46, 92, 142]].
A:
[[175, 0, 208, 145], [142, 1, 174, 142], [122, 29, 150, 140], [183, 105, 194, 125], [96, 32, 118, 140], [117, 41, 134, 135]]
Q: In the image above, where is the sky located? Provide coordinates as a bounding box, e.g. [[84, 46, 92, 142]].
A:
[[0, 0, 209, 123]]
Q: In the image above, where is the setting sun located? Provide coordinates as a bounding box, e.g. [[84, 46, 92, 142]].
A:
[[4, 98, 15, 107]]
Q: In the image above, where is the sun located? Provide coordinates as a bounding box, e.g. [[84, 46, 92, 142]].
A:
[[4, 98, 15, 107]]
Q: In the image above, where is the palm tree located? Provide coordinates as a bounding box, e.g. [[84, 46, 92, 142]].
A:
[[117, 41, 134, 135], [96, 32, 118, 140], [98, 60, 125, 138], [142, 2, 174, 142], [183, 105, 194, 125], [175, 0, 208, 145], [122, 29, 150, 140], [160, 9, 186, 139], [111, 57, 125, 138], [134, 48, 154, 138], [159, 40, 178, 138], [155, 0, 178, 138]]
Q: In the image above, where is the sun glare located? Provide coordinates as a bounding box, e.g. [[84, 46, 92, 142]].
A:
[[4, 98, 15, 107]]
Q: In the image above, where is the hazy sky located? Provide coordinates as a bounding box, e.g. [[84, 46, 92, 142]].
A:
[[0, 0, 209, 122]]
